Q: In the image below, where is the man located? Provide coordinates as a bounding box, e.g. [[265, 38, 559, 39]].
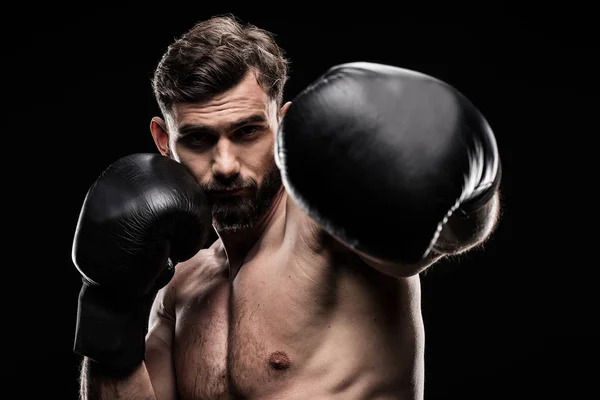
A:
[[72, 14, 501, 399]]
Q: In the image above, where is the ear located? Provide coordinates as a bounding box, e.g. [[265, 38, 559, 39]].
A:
[[150, 117, 170, 156], [280, 101, 292, 119]]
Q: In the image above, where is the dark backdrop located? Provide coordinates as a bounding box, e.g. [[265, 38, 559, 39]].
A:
[[6, 4, 596, 399]]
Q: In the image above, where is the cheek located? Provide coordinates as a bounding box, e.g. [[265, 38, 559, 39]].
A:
[[173, 146, 212, 185], [246, 138, 276, 181]]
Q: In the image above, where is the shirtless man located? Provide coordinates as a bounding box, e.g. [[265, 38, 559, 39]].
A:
[[72, 15, 501, 400]]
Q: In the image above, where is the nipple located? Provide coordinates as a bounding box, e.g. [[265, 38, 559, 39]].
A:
[[268, 351, 291, 371]]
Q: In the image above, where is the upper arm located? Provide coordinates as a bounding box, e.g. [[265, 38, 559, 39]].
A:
[[145, 282, 177, 400]]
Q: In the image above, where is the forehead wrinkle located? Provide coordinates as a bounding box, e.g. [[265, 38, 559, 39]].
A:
[[167, 69, 276, 132], [175, 98, 276, 132]]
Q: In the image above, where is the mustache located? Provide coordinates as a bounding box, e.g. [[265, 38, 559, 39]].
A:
[[202, 176, 257, 192]]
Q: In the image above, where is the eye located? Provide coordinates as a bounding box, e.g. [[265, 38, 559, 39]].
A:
[[236, 125, 261, 138], [182, 133, 216, 148]]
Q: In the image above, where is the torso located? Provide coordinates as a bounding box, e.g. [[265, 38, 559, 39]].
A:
[[169, 196, 425, 399]]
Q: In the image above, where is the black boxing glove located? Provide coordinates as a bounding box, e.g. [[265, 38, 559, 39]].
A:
[[276, 62, 501, 265], [72, 153, 212, 373]]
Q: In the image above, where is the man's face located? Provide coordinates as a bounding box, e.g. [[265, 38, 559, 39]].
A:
[[161, 72, 284, 232]]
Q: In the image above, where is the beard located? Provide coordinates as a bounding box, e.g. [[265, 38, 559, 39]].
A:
[[202, 162, 282, 233]]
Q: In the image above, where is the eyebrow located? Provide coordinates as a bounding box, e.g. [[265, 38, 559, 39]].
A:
[[178, 114, 268, 137]]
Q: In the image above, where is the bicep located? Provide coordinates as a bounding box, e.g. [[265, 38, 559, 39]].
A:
[[145, 284, 177, 400]]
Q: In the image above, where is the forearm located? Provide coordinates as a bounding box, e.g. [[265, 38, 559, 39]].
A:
[[80, 357, 157, 400], [433, 190, 501, 255]]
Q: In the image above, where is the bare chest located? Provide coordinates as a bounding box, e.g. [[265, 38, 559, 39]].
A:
[[172, 246, 421, 399], [173, 278, 230, 399], [173, 248, 326, 398]]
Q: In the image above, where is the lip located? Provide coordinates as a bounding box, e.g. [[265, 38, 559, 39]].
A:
[[210, 188, 247, 197]]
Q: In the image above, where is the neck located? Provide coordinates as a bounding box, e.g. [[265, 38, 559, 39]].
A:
[[216, 186, 287, 274]]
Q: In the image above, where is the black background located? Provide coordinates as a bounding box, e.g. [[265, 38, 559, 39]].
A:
[[6, 3, 597, 399]]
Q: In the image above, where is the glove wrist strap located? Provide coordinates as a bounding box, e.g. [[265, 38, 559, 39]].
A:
[[73, 282, 155, 374]]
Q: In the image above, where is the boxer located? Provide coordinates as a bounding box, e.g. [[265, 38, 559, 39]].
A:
[[73, 14, 501, 400]]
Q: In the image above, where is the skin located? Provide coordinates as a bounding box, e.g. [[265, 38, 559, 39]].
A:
[[80, 70, 500, 400]]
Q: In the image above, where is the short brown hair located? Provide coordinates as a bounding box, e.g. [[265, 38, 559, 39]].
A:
[[152, 14, 289, 117]]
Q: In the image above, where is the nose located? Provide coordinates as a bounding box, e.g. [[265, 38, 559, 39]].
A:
[[212, 138, 240, 179]]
